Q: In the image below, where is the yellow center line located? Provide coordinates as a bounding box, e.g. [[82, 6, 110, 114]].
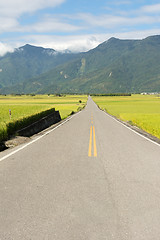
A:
[[88, 126, 92, 157], [93, 126, 97, 157], [88, 124, 97, 157]]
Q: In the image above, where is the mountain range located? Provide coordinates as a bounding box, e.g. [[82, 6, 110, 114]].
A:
[[0, 44, 78, 90], [1, 35, 160, 94]]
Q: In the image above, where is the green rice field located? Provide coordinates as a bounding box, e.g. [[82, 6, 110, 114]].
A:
[[92, 94, 160, 139], [0, 94, 87, 142]]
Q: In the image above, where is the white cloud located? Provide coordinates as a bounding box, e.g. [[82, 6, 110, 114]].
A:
[[2, 27, 160, 56], [141, 4, 160, 14], [1, 11, 159, 34], [1, 0, 160, 55], [0, 17, 19, 33], [13, 28, 160, 53], [21, 16, 82, 33], [0, 0, 159, 39], [0, 15, 81, 34], [74, 13, 159, 29], [18, 34, 101, 52], [0, 43, 14, 56], [0, 0, 68, 34], [0, 0, 65, 17]]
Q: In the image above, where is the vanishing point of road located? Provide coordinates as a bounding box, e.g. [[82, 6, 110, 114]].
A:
[[1, 97, 160, 240]]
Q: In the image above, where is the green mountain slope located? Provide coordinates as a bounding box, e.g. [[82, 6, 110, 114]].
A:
[[0, 44, 78, 88], [1, 35, 160, 94]]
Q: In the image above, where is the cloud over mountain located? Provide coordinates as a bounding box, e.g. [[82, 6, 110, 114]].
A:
[[1, 0, 160, 55]]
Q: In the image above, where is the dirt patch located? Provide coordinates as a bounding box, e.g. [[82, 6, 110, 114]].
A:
[[5, 136, 30, 148]]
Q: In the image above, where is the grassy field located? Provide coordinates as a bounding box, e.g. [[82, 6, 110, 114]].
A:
[[92, 94, 160, 139], [0, 94, 87, 142]]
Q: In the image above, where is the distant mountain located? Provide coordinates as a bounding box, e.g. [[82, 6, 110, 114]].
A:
[[0, 44, 78, 89], [1, 35, 160, 94]]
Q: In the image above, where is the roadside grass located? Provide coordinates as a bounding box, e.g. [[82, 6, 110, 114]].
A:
[[0, 95, 87, 142], [92, 94, 160, 139]]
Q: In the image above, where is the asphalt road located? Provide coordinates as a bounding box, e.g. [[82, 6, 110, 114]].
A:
[[1, 97, 160, 239]]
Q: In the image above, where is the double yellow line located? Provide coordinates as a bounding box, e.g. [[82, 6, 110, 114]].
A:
[[88, 116, 97, 157]]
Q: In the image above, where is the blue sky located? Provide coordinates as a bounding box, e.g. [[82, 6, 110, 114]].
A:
[[0, 0, 160, 55]]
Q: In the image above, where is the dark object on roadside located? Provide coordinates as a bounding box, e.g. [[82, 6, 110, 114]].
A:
[[17, 111, 61, 137]]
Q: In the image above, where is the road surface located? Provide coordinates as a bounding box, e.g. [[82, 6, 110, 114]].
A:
[[1, 97, 160, 239]]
